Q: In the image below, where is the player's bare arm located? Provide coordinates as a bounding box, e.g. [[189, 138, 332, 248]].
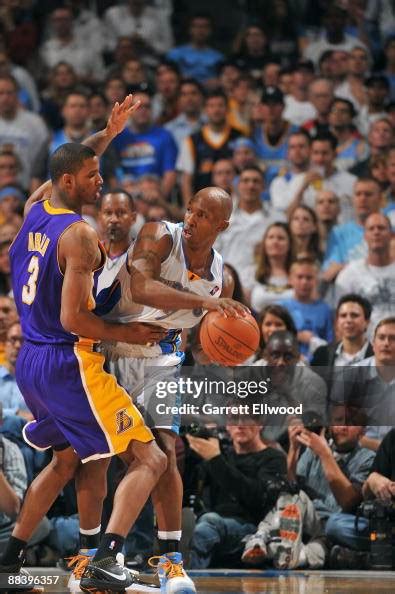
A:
[[130, 222, 248, 317], [24, 95, 140, 218], [23, 180, 52, 217], [59, 223, 166, 344], [83, 94, 141, 157]]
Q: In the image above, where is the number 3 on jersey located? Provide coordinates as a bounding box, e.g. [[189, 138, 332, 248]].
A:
[[22, 256, 39, 305]]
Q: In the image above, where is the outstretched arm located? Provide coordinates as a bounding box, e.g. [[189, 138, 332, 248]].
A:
[[24, 96, 141, 217], [83, 94, 141, 157]]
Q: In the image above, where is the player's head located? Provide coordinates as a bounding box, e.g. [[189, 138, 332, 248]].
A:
[[49, 143, 103, 208], [99, 189, 136, 244], [183, 186, 232, 248]]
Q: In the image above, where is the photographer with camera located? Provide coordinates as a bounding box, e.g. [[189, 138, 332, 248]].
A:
[[326, 427, 395, 568], [186, 419, 287, 569]]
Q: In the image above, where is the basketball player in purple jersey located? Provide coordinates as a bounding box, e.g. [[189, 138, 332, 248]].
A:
[[0, 96, 171, 592]]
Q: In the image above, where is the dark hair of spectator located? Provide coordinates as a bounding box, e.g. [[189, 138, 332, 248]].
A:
[[311, 131, 338, 151], [89, 91, 109, 106], [318, 49, 334, 67], [355, 176, 382, 190], [180, 78, 205, 96], [258, 304, 297, 351], [61, 90, 89, 107], [336, 294, 372, 321], [190, 12, 213, 24], [156, 60, 181, 77], [99, 188, 136, 211], [239, 164, 264, 179], [330, 97, 356, 119], [289, 129, 312, 145], [374, 316, 395, 336], [223, 263, 248, 306], [204, 88, 228, 104], [49, 143, 96, 182], [289, 205, 321, 259], [255, 222, 293, 284]]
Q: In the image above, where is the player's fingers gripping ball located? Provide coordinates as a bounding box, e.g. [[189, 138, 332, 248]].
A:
[[199, 311, 260, 366]]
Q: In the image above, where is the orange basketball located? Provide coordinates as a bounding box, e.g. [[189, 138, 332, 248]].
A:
[[199, 311, 260, 366]]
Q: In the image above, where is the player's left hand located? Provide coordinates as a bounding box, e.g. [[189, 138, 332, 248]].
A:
[[186, 435, 221, 460], [106, 94, 141, 137], [202, 297, 250, 318]]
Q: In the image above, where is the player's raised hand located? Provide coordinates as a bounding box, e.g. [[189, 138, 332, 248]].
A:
[[106, 94, 141, 137], [202, 297, 250, 318], [122, 322, 167, 345]]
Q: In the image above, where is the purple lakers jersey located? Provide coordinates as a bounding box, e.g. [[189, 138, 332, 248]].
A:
[[10, 200, 105, 344]]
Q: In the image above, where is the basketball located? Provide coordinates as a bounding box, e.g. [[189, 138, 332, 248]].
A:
[[199, 311, 260, 366]]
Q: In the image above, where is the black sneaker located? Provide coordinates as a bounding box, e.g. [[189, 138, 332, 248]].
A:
[[80, 554, 134, 592], [329, 545, 369, 570], [0, 561, 44, 592]]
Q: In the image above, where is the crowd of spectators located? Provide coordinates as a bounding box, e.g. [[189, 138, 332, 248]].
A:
[[0, 0, 395, 574]]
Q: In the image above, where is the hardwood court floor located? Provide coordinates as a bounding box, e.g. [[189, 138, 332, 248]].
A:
[[12, 568, 395, 594]]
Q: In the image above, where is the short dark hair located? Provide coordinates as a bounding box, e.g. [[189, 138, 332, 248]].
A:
[[49, 143, 96, 182], [180, 77, 205, 96], [330, 97, 356, 118], [289, 129, 312, 145], [100, 188, 135, 211], [204, 88, 228, 104], [336, 293, 372, 321], [239, 164, 264, 179], [0, 74, 18, 91], [311, 131, 338, 151]]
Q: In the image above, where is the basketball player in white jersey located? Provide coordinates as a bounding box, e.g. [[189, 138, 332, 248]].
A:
[[94, 186, 248, 593]]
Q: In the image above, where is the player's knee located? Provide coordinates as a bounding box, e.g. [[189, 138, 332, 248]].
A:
[[51, 453, 79, 482], [147, 446, 168, 479]]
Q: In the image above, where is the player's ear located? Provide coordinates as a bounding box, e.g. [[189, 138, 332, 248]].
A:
[[130, 211, 137, 225], [218, 219, 229, 233], [62, 173, 74, 189]]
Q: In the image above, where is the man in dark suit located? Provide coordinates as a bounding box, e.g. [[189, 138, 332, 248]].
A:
[[312, 294, 373, 371]]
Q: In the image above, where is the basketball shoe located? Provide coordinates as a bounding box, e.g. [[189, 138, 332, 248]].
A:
[[67, 548, 97, 592], [241, 540, 267, 566], [80, 552, 136, 592], [148, 552, 196, 594], [270, 503, 303, 570]]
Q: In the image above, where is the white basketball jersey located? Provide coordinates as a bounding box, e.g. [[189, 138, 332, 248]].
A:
[[100, 222, 223, 358]]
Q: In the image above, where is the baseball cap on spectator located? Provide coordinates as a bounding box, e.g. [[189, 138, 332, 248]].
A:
[[233, 137, 256, 151], [261, 86, 284, 104], [0, 186, 25, 204], [292, 59, 315, 74], [364, 74, 390, 89]]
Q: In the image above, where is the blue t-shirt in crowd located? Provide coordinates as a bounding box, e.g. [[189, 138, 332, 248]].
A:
[[166, 44, 224, 82], [112, 125, 178, 179], [279, 298, 334, 359], [323, 220, 366, 270]]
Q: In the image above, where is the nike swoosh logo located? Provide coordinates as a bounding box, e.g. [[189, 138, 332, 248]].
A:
[[98, 568, 127, 581]]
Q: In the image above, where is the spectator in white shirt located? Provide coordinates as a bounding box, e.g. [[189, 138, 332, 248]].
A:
[[270, 129, 311, 219], [335, 45, 370, 113], [287, 131, 356, 223], [40, 6, 105, 83], [0, 75, 48, 190], [303, 4, 367, 66], [104, 0, 173, 57], [335, 212, 395, 334], [356, 75, 390, 137], [214, 165, 274, 291], [283, 61, 316, 126]]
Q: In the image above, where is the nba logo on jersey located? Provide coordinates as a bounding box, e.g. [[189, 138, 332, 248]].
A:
[[210, 285, 220, 296], [116, 409, 133, 434]]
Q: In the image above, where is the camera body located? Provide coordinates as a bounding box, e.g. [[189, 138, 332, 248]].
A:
[[358, 499, 395, 569]]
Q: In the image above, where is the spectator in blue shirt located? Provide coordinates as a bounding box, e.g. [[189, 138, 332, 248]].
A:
[[280, 258, 333, 360], [166, 14, 224, 85], [112, 90, 178, 198], [0, 322, 31, 420], [322, 178, 382, 282]]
